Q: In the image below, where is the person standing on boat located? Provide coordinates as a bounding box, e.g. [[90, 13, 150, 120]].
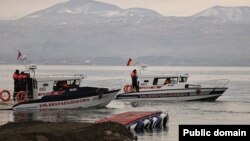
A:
[[18, 72, 27, 92], [131, 69, 139, 92], [13, 69, 20, 100]]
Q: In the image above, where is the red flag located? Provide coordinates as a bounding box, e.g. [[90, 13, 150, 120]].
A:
[[17, 50, 21, 60], [127, 58, 133, 66]]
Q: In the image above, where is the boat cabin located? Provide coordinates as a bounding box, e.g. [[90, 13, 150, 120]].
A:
[[33, 75, 84, 99], [14, 65, 85, 101]]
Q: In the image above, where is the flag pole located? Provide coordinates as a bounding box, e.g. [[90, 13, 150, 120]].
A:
[[14, 47, 28, 70]]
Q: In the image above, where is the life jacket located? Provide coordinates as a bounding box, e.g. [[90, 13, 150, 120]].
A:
[[13, 73, 19, 80], [131, 72, 136, 78], [18, 74, 27, 80]]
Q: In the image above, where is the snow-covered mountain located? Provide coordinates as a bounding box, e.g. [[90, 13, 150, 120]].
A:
[[193, 6, 250, 23], [0, 0, 250, 66], [25, 0, 122, 18], [23, 0, 162, 25], [26, 1, 161, 18]]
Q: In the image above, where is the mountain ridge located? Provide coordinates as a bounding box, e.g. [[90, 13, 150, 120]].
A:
[[23, 0, 162, 20], [193, 5, 250, 23], [0, 0, 250, 66]]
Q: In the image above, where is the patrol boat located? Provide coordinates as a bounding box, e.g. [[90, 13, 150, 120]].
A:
[[115, 66, 229, 101], [0, 64, 121, 110]]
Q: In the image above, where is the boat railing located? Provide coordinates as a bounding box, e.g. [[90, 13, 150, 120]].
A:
[[81, 79, 125, 90], [198, 79, 229, 87]]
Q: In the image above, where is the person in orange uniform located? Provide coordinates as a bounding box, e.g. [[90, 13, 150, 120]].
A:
[[131, 69, 139, 92], [164, 78, 171, 85], [18, 71, 27, 91], [13, 70, 20, 100]]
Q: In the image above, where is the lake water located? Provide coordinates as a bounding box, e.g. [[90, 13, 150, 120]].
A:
[[0, 65, 250, 141]]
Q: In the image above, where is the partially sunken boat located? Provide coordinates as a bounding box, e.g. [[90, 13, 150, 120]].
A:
[[0, 64, 121, 110], [96, 111, 168, 132]]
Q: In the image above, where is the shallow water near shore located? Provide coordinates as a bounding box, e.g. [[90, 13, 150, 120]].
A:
[[1, 65, 250, 141]]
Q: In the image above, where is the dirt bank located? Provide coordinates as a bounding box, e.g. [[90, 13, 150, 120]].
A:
[[0, 121, 136, 141]]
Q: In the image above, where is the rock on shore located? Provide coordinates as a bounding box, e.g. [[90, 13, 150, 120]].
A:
[[0, 121, 136, 141]]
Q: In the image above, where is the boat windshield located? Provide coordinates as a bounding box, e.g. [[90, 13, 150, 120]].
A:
[[179, 77, 187, 83], [53, 79, 80, 91], [153, 77, 178, 85]]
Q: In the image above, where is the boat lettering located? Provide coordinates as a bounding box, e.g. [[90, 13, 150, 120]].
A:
[[38, 91, 64, 96], [140, 86, 162, 89], [39, 98, 90, 108], [38, 92, 51, 96], [39, 87, 46, 91], [139, 93, 188, 98]]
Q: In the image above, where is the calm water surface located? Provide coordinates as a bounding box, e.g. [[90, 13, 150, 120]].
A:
[[0, 65, 250, 141]]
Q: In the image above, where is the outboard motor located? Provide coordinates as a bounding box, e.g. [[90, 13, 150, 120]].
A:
[[160, 113, 169, 127], [152, 117, 158, 128], [130, 123, 137, 131], [143, 119, 151, 129], [155, 116, 162, 128], [134, 120, 144, 131]]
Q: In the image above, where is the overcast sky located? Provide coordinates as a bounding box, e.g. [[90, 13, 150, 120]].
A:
[[0, 0, 250, 19]]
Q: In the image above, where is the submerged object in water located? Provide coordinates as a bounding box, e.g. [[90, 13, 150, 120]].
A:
[[96, 111, 169, 132]]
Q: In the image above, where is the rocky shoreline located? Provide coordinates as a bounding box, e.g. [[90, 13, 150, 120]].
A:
[[0, 121, 136, 141]]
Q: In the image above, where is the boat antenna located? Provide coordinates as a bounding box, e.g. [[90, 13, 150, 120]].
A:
[[138, 64, 148, 75], [28, 64, 37, 77]]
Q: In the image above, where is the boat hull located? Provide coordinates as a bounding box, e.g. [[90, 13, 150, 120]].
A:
[[13, 89, 120, 110], [115, 87, 227, 101]]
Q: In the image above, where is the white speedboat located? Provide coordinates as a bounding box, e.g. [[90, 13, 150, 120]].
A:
[[115, 68, 228, 101], [0, 64, 120, 110]]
